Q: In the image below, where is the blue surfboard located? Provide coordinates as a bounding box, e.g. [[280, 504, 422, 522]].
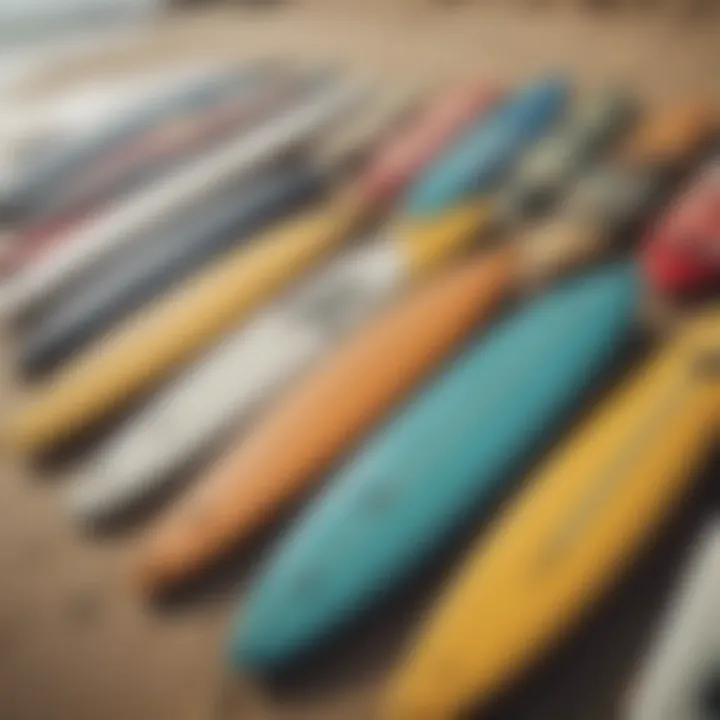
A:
[[231, 262, 641, 671], [403, 77, 569, 217]]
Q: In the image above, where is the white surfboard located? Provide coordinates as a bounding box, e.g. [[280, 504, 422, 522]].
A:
[[627, 519, 720, 720]]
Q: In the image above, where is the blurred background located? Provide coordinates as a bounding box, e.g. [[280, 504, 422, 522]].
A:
[[0, 2, 717, 719]]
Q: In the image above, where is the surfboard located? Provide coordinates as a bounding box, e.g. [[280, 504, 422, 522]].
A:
[[128, 102, 711, 595], [385, 310, 719, 720], [627, 519, 720, 720], [230, 263, 642, 671], [403, 77, 568, 217]]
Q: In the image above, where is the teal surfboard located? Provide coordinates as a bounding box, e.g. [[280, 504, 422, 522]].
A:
[[403, 77, 569, 217], [231, 262, 641, 671]]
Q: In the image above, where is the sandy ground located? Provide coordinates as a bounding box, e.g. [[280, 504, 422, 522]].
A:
[[0, 4, 718, 719]]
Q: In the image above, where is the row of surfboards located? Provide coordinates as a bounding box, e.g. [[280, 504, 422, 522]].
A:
[[0, 61, 718, 717]]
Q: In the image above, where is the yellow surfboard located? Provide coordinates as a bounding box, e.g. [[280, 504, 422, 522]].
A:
[[2, 199, 365, 453], [385, 309, 720, 719]]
